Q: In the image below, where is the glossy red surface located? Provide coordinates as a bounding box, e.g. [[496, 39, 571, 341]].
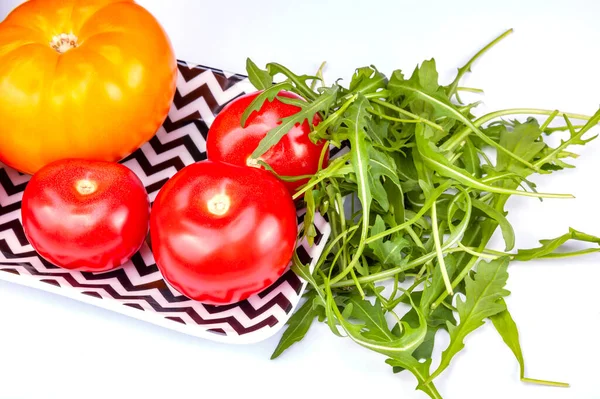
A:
[[206, 90, 327, 194], [21, 159, 150, 272], [149, 160, 298, 305]]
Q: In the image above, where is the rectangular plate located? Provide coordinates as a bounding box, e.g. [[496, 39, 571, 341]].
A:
[[0, 60, 331, 344]]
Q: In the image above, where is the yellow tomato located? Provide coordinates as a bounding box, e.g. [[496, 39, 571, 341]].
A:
[[0, 0, 177, 175]]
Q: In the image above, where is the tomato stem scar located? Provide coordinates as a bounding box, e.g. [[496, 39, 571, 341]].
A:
[[50, 33, 78, 54], [75, 179, 97, 195], [207, 193, 230, 216], [246, 157, 261, 168]]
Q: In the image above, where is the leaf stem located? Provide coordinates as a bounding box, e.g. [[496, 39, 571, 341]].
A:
[[533, 109, 600, 168], [447, 28, 514, 99], [431, 201, 453, 295], [327, 247, 466, 289], [456, 86, 484, 94], [442, 108, 597, 152], [431, 255, 477, 310], [521, 378, 570, 388], [293, 154, 350, 200], [371, 98, 445, 131], [369, 109, 432, 125]]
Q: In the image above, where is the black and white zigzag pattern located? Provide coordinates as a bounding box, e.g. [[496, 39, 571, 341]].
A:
[[0, 61, 331, 344]]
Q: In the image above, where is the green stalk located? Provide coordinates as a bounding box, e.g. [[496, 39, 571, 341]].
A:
[[447, 28, 514, 99], [371, 98, 444, 131], [327, 247, 466, 289], [442, 108, 596, 152], [431, 201, 453, 295]]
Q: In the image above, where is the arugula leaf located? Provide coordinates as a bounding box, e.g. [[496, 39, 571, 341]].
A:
[[246, 58, 273, 90], [367, 144, 401, 212], [383, 178, 405, 227], [330, 94, 372, 282], [349, 65, 388, 95], [515, 227, 600, 261], [471, 198, 515, 251], [417, 59, 440, 94], [461, 138, 481, 178], [401, 303, 446, 361], [240, 81, 292, 127], [253, 30, 600, 399], [495, 118, 546, 180], [421, 255, 458, 311], [347, 296, 395, 341], [368, 216, 410, 266], [414, 124, 571, 199], [271, 292, 321, 359], [303, 188, 317, 246], [391, 77, 542, 173], [250, 86, 339, 159], [535, 109, 600, 170], [385, 358, 441, 398], [445, 29, 514, 100], [428, 256, 511, 382], [490, 300, 570, 387], [266, 62, 320, 101], [489, 299, 524, 378], [322, 282, 440, 397]]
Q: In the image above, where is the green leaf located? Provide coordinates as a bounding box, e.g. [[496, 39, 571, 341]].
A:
[[414, 124, 570, 199], [461, 138, 481, 178], [535, 109, 600, 170], [339, 93, 373, 276], [367, 144, 401, 212], [250, 86, 339, 159], [401, 303, 443, 361], [391, 79, 541, 173], [271, 293, 321, 359], [324, 284, 439, 398], [489, 299, 524, 378], [385, 358, 441, 399], [421, 255, 458, 311], [491, 300, 571, 387], [368, 217, 411, 266], [240, 81, 292, 127], [384, 178, 405, 227], [428, 256, 511, 382], [412, 326, 438, 361], [515, 227, 600, 261], [349, 65, 388, 95], [367, 118, 390, 145], [471, 198, 515, 251], [368, 145, 401, 184], [245, 58, 272, 90], [378, 236, 411, 266], [495, 118, 546, 179], [347, 296, 395, 341], [417, 59, 440, 94], [303, 188, 317, 246], [266, 62, 320, 101]]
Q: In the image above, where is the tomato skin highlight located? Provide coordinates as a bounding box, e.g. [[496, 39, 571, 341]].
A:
[[150, 160, 298, 305], [21, 159, 150, 272], [206, 90, 328, 194]]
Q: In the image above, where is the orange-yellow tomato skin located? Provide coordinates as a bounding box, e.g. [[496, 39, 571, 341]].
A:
[[0, 0, 177, 174]]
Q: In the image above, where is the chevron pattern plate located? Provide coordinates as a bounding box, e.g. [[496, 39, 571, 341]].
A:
[[0, 60, 331, 344]]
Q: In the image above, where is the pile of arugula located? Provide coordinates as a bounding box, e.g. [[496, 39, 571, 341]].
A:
[[244, 29, 600, 398]]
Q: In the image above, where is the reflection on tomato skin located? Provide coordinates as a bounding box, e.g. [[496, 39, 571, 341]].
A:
[[150, 160, 298, 305], [206, 90, 327, 194], [21, 159, 150, 272]]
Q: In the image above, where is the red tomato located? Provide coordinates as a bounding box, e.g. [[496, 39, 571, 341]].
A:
[[206, 90, 327, 194], [150, 160, 298, 305], [21, 159, 150, 272]]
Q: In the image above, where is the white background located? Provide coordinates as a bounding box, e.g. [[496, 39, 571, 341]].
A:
[[1, 1, 600, 398]]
